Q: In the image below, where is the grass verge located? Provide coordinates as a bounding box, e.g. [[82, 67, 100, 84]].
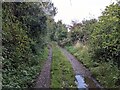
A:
[[65, 43, 120, 88], [50, 43, 76, 88]]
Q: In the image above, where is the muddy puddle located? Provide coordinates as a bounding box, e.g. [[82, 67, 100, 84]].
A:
[[61, 48, 102, 89], [75, 74, 101, 89]]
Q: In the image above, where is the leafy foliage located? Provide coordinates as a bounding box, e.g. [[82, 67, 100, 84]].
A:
[[2, 1, 56, 88], [2, 0, 120, 88], [49, 20, 68, 47], [90, 3, 120, 66], [64, 2, 120, 88]]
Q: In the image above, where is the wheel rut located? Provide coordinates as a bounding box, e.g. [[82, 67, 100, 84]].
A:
[[34, 46, 52, 88], [60, 47, 102, 88]]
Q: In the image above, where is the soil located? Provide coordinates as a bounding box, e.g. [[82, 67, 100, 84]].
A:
[[60, 47, 102, 88], [34, 46, 52, 88], [34, 45, 102, 88]]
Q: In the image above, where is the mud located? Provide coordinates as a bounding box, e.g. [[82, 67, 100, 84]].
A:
[[34, 46, 52, 88], [61, 48, 102, 88]]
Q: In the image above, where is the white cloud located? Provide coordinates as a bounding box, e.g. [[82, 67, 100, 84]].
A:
[[51, 0, 116, 25]]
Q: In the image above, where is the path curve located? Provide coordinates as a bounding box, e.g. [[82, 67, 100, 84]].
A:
[[34, 46, 52, 88]]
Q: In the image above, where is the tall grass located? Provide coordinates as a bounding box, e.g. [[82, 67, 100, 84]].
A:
[[65, 42, 120, 88]]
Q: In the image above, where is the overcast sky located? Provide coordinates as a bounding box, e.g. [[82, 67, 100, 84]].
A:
[[51, 0, 116, 25]]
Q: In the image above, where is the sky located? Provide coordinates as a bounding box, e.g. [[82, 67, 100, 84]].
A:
[[51, 0, 116, 25]]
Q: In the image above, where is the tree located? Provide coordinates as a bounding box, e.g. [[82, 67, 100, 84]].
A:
[[2, 1, 57, 88], [90, 3, 120, 67]]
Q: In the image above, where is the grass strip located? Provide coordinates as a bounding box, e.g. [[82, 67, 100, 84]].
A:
[[50, 43, 76, 88]]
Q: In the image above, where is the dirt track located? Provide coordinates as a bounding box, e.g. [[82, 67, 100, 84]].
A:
[[61, 47, 102, 88], [34, 45, 101, 88], [34, 46, 52, 88]]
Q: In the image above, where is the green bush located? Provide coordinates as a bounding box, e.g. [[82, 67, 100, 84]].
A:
[[66, 44, 120, 88], [2, 2, 54, 88], [90, 3, 120, 67], [91, 62, 120, 88]]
